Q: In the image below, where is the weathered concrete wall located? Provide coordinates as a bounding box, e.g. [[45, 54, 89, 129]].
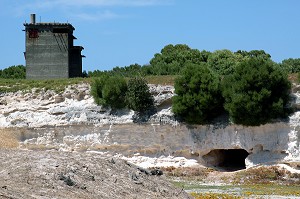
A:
[[24, 22, 83, 79], [26, 30, 69, 79]]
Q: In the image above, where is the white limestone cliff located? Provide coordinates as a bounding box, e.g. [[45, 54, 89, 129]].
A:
[[0, 83, 300, 169]]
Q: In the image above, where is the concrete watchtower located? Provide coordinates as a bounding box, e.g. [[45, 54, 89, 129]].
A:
[[24, 14, 84, 79]]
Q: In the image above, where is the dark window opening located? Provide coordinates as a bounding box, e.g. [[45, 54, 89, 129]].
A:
[[29, 29, 38, 38], [203, 149, 249, 171]]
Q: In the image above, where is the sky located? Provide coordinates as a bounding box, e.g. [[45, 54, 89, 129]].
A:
[[0, 0, 300, 72]]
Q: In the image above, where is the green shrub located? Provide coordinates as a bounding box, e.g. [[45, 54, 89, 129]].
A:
[[102, 76, 127, 109], [235, 50, 271, 60], [172, 63, 223, 124], [91, 75, 108, 105], [222, 58, 291, 126], [207, 49, 244, 76], [91, 75, 127, 109], [148, 44, 209, 75], [0, 65, 26, 79], [281, 58, 300, 73], [125, 77, 154, 113]]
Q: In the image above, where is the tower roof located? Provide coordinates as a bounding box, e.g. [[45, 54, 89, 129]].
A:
[[24, 23, 75, 30]]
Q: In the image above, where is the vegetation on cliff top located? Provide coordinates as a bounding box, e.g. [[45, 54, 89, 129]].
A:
[[91, 75, 127, 109], [91, 76, 154, 114], [0, 44, 297, 126], [0, 78, 92, 93], [222, 58, 291, 126], [0, 65, 25, 79], [172, 62, 223, 124]]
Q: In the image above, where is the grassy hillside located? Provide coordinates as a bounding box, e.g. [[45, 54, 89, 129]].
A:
[[0, 78, 92, 93], [0, 76, 177, 93], [0, 74, 298, 94]]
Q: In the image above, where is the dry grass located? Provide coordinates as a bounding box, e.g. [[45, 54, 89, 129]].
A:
[[288, 73, 299, 83], [0, 76, 176, 93], [0, 78, 91, 93], [0, 129, 19, 148], [189, 184, 300, 198], [233, 166, 300, 185], [241, 184, 300, 197], [161, 166, 214, 179], [190, 193, 242, 199], [171, 166, 300, 198]]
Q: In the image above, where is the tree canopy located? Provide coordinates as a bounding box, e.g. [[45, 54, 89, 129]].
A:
[[86, 44, 286, 79], [0, 65, 26, 79], [172, 62, 223, 124], [91, 74, 128, 109], [281, 58, 300, 73], [207, 49, 244, 76], [126, 77, 154, 114], [148, 44, 209, 75], [234, 50, 271, 60], [222, 58, 291, 126]]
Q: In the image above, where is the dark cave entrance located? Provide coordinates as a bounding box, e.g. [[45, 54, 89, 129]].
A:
[[203, 149, 249, 171]]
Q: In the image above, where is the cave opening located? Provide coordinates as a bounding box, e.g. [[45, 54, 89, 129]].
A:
[[203, 149, 249, 171]]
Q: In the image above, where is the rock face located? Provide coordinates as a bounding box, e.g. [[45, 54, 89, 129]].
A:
[[0, 83, 111, 127], [1, 83, 300, 169], [0, 84, 175, 128]]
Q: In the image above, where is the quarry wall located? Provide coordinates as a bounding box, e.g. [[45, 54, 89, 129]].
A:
[[0, 83, 300, 168]]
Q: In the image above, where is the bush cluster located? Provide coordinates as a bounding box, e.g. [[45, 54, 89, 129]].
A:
[[91, 76, 154, 114], [172, 63, 223, 124], [222, 58, 291, 125], [173, 58, 291, 126], [126, 77, 154, 113], [88, 44, 289, 79], [91, 75, 127, 109], [0, 65, 26, 79], [91, 56, 291, 126], [280, 58, 300, 73]]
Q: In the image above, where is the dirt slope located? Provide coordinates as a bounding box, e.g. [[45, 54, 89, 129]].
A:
[[0, 149, 191, 199]]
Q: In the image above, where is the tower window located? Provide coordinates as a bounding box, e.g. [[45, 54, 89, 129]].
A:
[[29, 29, 38, 38]]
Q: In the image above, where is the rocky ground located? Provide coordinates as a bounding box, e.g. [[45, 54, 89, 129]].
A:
[[0, 84, 194, 198], [0, 149, 191, 199]]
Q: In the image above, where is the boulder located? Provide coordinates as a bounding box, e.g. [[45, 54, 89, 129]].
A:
[[54, 95, 65, 103]]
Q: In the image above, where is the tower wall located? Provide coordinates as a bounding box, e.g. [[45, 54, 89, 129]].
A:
[[24, 17, 83, 79], [69, 47, 83, 78], [25, 26, 70, 79]]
